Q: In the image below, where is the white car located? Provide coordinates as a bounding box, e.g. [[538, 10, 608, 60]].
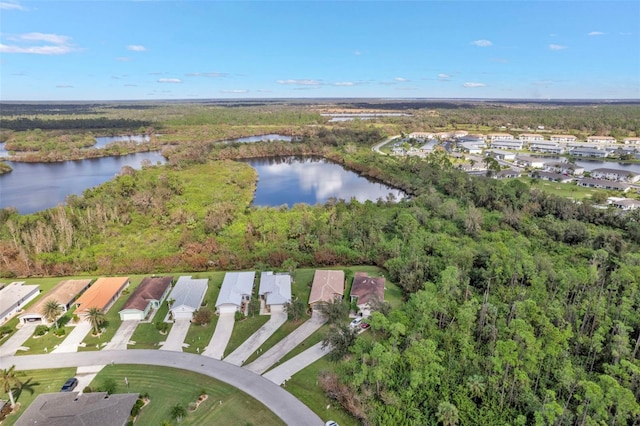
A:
[[349, 317, 363, 329], [325, 421, 339, 426]]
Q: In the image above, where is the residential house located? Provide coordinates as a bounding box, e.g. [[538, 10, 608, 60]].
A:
[[216, 271, 256, 315], [419, 140, 439, 153], [577, 178, 630, 192], [550, 135, 577, 143], [569, 147, 611, 158], [19, 279, 92, 325], [459, 134, 486, 144], [0, 282, 40, 324], [587, 136, 617, 144], [543, 162, 585, 176], [486, 149, 516, 161], [487, 133, 514, 141], [529, 141, 565, 154], [458, 142, 483, 154], [258, 272, 292, 314], [452, 130, 469, 139], [590, 168, 640, 183], [623, 137, 640, 145], [490, 139, 524, 150], [515, 155, 546, 169], [15, 392, 139, 426], [349, 272, 385, 317], [118, 276, 173, 321], [519, 133, 545, 142], [609, 198, 640, 210], [168, 276, 208, 320], [309, 270, 345, 311], [493, 169, 521, 179], [74, 277, 130, 317], [532, 171, 575, 183], [408, 132, 435, 140]]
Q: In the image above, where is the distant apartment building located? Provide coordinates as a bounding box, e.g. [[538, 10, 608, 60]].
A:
[[491, 139, 524, 150], [623, 137, 640, 145], [519, 133, 545, 142], [544, 161, 585, 176], [550, 134, 577, 143], [408, 132, 435, 140], [590, 168, 640, 183], [587, 136, 617, 144], [487, 133, 514, 141], [529, 141, 565, 154], [569, 147, 610, 158]]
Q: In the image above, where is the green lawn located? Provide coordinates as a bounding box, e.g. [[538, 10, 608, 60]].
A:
[[242, 319, 308, 365], [90, 365, 284, 425], [183, 272, 224, 354], [224, 314, 270, 358], [0, 368, 77, 426], [16, 328, 71, 355], [266, 325, 329, 372], [521, 178, 606, 200], [286, 358, 358, 426]]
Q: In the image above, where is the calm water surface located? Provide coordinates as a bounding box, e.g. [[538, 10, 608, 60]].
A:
[[223, 134, 292, 143], [242, 156, 406, 206], [93, 134, 151, 148], [0, 152, 166, 214]]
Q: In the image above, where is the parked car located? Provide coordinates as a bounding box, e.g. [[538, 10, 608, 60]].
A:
[[325, 421, 339, 426], [60, 377, 79, 392], [349, 317, 363, 329], [360, 322, 370, 330]]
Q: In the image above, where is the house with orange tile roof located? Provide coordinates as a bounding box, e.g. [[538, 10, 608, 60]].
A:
[[309, 270, 345, 311], [19, 279, 92, 325], [119, 276, 173, 321], [74, 277, 130, 316]]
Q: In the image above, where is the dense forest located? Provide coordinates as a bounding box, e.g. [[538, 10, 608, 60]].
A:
[[1, 103, 639, 424]]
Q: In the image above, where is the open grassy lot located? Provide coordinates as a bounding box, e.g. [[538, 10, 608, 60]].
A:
[[286, 358, 358, 426], [90, 365, 284, 426], [0, 368, 77, 426], [519, 178, 605, 200]]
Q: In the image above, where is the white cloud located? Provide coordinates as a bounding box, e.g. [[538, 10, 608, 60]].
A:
[[463, 82, 486, 88], [0, 1, 27, 11], [276, 79, 321, 85], [157, 78, 182, 83], [394, 77, 409, 82], [588, 31, 605, 36], [127, 45, 146, 51], [185, 72, 227, 77], [0, 32, 79, 55], [220, 89, 248, 94], [549, 44, 568, 50], [334, 82, 355, 86], [17, 33, 69, 44], [438, 73, 450, 81], [472, 39, 492, 47]]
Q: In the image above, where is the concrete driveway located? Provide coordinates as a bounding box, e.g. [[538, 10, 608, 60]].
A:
[[52, 321, 92, 353], [159, 319, 190, 352], [103, 320, 139, 350], [245, 313, 326, 375], [263, 342, 330, 385], [0, 323, 36, 356], [224, 311, 287, 366], [2, 350, 324, 426], [202, 313, 235, 359]]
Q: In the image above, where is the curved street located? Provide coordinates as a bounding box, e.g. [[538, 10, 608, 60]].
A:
[[0, 350, 324, 426]]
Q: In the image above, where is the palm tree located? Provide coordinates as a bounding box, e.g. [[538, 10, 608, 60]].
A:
[[85, 307, 105, 335], [170, 403, 187, 423], [436, 401, 459, 426], [1, 365, 25, 408], [466, 374, 486, 403], [42, 299, 63, 329]]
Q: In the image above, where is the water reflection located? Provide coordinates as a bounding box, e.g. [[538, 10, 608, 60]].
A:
[[242, 156, 406, 207], [223, 134, 292, 144], [93, 134, 151, 149]]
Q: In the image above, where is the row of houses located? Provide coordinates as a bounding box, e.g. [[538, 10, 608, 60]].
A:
[[447, 132, 640, 145]]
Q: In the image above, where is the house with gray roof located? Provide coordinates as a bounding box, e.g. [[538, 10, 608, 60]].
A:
[[577, 178, 630, 192], [258, 272, 292, 314], [590, 168, 640, 183], [0, 282, 40, 325], [15, 392, 138, 426], [570, 147, 611, 158], [168, 276, 208, 320], [490, 139, 523, 150], [216, 271, 256, 315], [531, 171, 575, 184], [119, 276, 173, 321]]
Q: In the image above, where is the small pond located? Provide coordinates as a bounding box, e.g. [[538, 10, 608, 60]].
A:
[[223, 134, 293, 143]]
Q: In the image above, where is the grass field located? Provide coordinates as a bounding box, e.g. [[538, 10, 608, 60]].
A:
[[89, 365, 285, 425], [0, 368, 77, 426]]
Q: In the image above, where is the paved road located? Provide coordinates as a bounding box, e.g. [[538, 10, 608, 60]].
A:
[[0, 324, 35, 356], [159, 319, 190, 352], [202, 313, 235, 359], [52, 322, 92, 353], [103, 320, 139, 350], [0, 350, 324, 426], [245, 314, 326, 375], [372, 135, 399, 155], [263, 342, 330, 385], [224, 311, 287, 366]]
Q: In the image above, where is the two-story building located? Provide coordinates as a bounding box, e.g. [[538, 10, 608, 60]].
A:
[[519, 133, 545, 143], [590, 168, 640, 183], [550, 134, 577, 143], [587, 136, 617, 144]]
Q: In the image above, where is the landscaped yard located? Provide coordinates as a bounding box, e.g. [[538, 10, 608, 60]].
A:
[[224, 314, 270, 358], [90, 365, 285, 425], [0, 368, 77, 426], [183, 271, 224, 354]]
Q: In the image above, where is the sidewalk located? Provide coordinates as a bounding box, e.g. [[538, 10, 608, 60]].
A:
[[52, 321, 92, 353], [224, 311, 287, 366], [262, 342, 330, 385], [202, 313, 235, 359], [103, 320, 139, 350], [0, 324, 35, 357], [159, 319, 190, 352], [245, 314, 326, 375]]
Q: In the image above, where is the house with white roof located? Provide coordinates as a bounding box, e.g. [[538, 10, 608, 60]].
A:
[[491, 139, 524, 150], [486, 149, 516, 161], [408, 132, 435, 140], [515, 156, 546, 169], [0, 282, 40, 324], [168, 276, 208, 320], [609, 198, 640, 210], [529, 141, 565, 154], [550, 135, 577, 143], [487, 133, 514, 141], [544, 161, 585, 176], [216, 271, 256, 315], [519, 133, 545, 142], [258, 272, 292, 314], [623, 137, 640, 145], [570, 147, 611, 158], [590, 168, 640, 183], [587, 136, 617, 144]]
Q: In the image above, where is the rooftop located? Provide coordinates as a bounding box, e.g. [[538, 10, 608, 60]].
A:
[[216, 271, 256, 307], [0, 282, 39, 312], [258, 272, 292, 306], [350, 272, 385, 306], [121, 276, 173, 312], [74, 277, 129, 313], [170, 276, 209, 310], [309, 270, 345, 305]]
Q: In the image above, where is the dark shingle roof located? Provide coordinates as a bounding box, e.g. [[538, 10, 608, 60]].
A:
[[121, 276, 173, 311]]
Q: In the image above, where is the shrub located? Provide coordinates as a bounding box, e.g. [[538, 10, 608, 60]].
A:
[[234, 311, 244, 322], [34, 325, 49, 336], [0, 326, 13, 338], [53, 328, 66, 337], [155, 321, 169, 333], [83, 386, 93, 393]]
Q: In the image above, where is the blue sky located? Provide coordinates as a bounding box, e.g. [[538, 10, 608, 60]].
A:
[[1, 0, 639, 101]]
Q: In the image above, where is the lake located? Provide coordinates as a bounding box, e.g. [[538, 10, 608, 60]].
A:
[[241, 156, 406, 207], [93, 134, 151, 149], [223, 134, 293, 143], [0, 151, 166, 214]]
